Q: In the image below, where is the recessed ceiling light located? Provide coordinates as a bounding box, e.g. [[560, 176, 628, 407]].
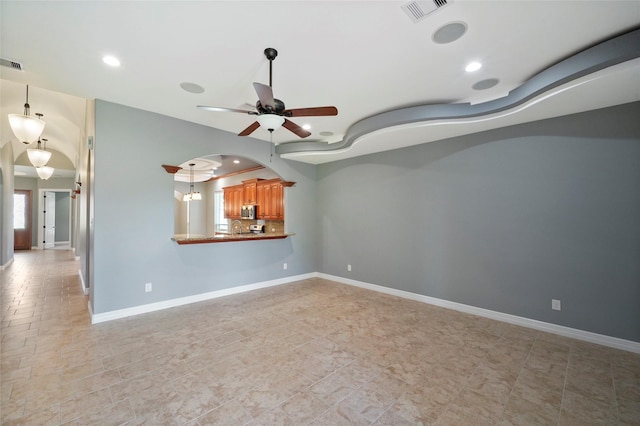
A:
[[102, 55, 121, 67], [302, 124, 311, 131], [233, 160, 240, 164], [465, 61, 482, 73], [319, 131, 334, 137]]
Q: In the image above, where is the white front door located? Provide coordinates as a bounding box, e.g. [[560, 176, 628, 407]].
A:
[[43, 191, 56, 249]]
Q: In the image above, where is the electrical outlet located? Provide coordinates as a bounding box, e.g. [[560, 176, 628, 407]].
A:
[[347, 264, 352, 272], [145, 283, 152, 292], [552, 299, 561, 311], [283, 263, 288, 270]]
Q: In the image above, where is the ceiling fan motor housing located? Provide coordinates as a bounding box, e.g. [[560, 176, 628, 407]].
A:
[[256, 99, 286, 115]]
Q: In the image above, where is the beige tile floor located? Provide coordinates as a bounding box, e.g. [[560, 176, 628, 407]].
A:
[[1, 249, 639, 425]]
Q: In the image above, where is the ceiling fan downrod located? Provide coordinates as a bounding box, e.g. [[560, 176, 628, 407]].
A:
[[264, 48, 277, 88]]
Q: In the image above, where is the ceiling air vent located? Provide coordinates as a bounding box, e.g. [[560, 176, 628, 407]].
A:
[[0, 58, 24, 71], [402, 0, 450, 23]]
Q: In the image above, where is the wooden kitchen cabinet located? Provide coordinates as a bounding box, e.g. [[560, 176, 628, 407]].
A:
[[269, 181, 283, 219], [256, 179, 286, 220], [223, 185, 243, 219], [224, 179, 293, 221], [242, 179, 259, 204], [256, 183, 266, 215]]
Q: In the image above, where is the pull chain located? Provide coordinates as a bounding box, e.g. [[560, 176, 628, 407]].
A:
[[269, 130, 274, 163]]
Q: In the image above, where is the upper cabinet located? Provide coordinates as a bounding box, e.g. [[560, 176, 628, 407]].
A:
[[259, 180, 283, 220], [223, 185, 243, 219], [224, 178, 294, 220], [242, 179, 259, 205], [257, 179, 294, 220]]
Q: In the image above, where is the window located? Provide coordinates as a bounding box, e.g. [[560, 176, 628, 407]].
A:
[[214, 191, 227, 232], [13, 193, 26, 229]]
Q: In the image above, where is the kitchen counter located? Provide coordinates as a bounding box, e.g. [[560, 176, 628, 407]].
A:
[[172, 232, 294, 245]]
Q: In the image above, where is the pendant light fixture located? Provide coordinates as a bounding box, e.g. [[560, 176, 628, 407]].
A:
[[36, 166, 54, 180], [183, 163, 202, 201], [8, 85, 46, 143], [27, 137, 52, 167]]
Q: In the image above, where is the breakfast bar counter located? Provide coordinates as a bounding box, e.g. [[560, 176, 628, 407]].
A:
[[172, 233, 293, 245]]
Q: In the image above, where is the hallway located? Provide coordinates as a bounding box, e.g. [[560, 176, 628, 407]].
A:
[[1, 250, 639, 425]]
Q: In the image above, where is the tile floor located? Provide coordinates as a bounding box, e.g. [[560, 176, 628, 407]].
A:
[[1, 249, 639, 425]]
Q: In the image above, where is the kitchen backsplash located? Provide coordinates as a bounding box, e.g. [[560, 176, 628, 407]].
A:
[[235, 219, 284, 234]]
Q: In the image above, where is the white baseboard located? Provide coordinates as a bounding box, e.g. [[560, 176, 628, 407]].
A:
[[318, 273, 640, 354], [1, 257, 14, 270], [87, 271, 640, 354], [90, 273, 317, 324], [78, 269, 88, 295]]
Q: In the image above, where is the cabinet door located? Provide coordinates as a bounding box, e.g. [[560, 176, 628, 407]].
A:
[[233, 186, 243, 218], [223, 188, 233, 218], [224, 186, 243, 219], [263, 184, 273, 218], [243, 182, 257, 204], [256, 183, 266, 219], [270, 182, 284, 219]]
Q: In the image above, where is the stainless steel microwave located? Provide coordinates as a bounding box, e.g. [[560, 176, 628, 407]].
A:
[[241, 205, 255, 220]]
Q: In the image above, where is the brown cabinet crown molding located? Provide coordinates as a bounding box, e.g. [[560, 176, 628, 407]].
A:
[[161, 164, 182, 174]]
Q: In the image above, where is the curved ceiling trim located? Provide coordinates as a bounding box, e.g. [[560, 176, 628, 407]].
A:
[[276, 28, 640, 158]]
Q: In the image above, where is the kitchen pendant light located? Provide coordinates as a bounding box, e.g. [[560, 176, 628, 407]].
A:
[[27, 137, 52, 167], [36, 166, 54, 180], [8, 85, 46, 144], [183, 163, 202, 201]]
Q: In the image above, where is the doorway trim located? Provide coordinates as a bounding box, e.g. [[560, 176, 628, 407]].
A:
[[37, 188, 73, 250]]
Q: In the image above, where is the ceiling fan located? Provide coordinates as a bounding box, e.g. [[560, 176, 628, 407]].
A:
[[197, 48, 338, 138]]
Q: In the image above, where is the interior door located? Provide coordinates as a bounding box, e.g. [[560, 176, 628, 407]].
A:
[[43, 191, 56, 249], [13, 190, 32, 250]]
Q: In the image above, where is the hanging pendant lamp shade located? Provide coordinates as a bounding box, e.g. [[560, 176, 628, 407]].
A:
[[36, 166, 54, 180], [183, 163, 202, 201], [27, 138, 52, 167], [9, 85, 46, 143]]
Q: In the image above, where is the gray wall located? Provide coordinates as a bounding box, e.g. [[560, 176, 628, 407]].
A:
[[55, 191, 70, 242], [317, 102, 640, 342], [93, 100, 318, 314], [0, 142, 14, 266]]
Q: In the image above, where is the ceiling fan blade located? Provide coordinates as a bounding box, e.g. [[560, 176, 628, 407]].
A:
[[282, 119, 311, 138], [253, 82, 275, 110], [238, 121, 261, 136], [197, 105, 256, 114], [284, 106, 338, 117]]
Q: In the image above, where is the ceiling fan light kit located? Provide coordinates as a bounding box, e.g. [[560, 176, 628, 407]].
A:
[[198, 47, 338, 140], [9, 85, 46, 143], [257, 114, 285, 131]]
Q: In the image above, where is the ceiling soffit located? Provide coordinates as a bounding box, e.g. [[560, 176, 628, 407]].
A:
[[277, 28, 640, 158]]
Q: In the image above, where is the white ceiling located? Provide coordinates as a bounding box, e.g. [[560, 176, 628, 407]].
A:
[[1, 1, 639, 170]]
